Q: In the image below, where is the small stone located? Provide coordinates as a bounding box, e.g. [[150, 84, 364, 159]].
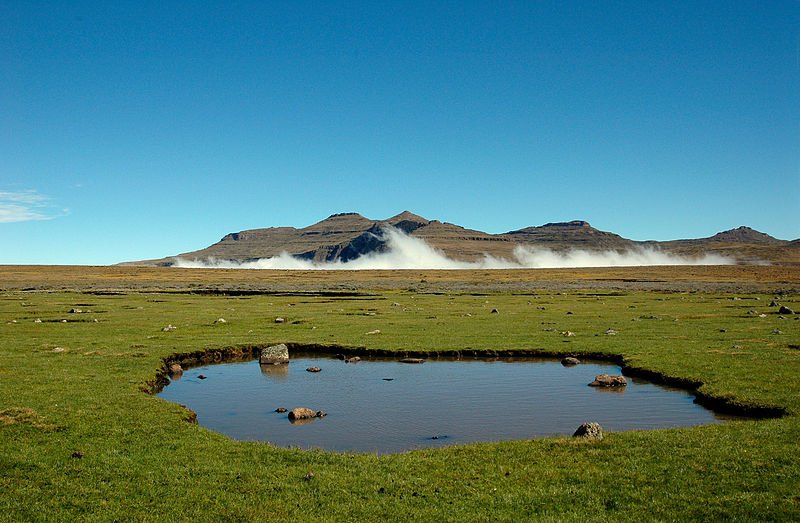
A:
[[769, 301, 779, 307], [589, 374, 627, 387], [772, 329, 783, 335], [573, 422, 604, 440], [604, 328, 617, 336], [197, 374, 207, 380], [69, 308, 82, 314], [306, 367, 321, 373], [303, 471, 314, 481], [491, 308, 499, 314], [561, 357, 581, 366], [274, 317, 285, 324], [561, 331, 575, 337], [51, 347, 66, 353], [34, 318, 42, 323], [778, 306, 795, 315], [214, 318, 226, 324], [71, 451, 84, 459], [366, 329, 381, 335], [162, 324, 176, 332], [392, 302, 401, 307], [275, 407, 287, 413], [345, 356, 361, 363]]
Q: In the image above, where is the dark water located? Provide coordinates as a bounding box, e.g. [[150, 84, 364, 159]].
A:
[[158, 354, 732, 454]]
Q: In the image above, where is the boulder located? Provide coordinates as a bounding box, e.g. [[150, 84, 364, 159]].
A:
[[573, 422, 604, 440], [778, 306, 794, 315], [288, 408, 327, 421], [345, 356, 361, 363], [589, 374, 627, 387], [259, 343, 289, 365], [306, 366, 322, 373], [561, 357, 581, 366], [168, 363, 183, 376]]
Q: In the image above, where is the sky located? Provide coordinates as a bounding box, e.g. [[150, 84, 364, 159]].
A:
[[2, 1, 798, 265]]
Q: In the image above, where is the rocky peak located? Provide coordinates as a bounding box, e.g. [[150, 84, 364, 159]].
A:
[[708, 226, 778, 244]]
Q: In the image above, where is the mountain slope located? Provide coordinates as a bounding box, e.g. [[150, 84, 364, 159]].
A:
[[127, 213, 799, 266]]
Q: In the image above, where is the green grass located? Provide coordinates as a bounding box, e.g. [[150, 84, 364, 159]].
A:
[[1, 288, 799, 521]]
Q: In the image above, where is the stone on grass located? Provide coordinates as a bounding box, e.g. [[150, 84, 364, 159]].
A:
[[260, 343, 289, 365], [214, 318, 226, 324], [274, 317, 285, 324], [573, 422, 604, 440], [778, 306, 795, 315], [589, 374, 627, 387]]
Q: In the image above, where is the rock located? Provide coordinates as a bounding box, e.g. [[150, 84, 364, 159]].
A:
[[772, 329, 783, 335], [392, 302, 401, 307], [573, 422, 604, 440], [345, 356, 361, 363], [288, 407, 326, 421], [303, 471, 315, 481], [168, 363, 183, 376], [275, 407, 288, 413], [69, 308, 82, 314], [561, 357, 581, 366], [778, 306, 794, 315], [274, 317, 285, 324], [491, 308, 499, 314], [399, 358, 425, 364], [561, 331, 575, 337], [214, 318, 226, 324], [51, 347, 65, 353], [604, 328, 617, 336], [197, 374, 207, 380], [588, 374, 627, 387], [260, 343, 289, 365], [71, 451, 84, 459], [162, 324, 176, 332], [34, 318, 42, 323], [769, 301, 779, 307], [366, 329, 381, 335], [306, 366, 321, 373]]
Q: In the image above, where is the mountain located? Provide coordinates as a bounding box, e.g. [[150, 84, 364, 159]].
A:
[[128, 212, 799, 266]]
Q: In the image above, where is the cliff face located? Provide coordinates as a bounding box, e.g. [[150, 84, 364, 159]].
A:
[[127, 212, 799, 266]]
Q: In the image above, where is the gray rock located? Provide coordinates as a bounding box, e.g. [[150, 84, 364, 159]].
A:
[[561, 357, 581, 366], [345, 356, 361, 363], [589, 374, 627, 387], [399, 358, 425, 364], [260, 343, 289, 365], [274, 317, 285, 324], [573, 422, 604, 440], [778, 306, 794, 315]]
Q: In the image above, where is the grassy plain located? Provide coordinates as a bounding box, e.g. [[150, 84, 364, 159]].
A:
[[1, 265, 799, 521]]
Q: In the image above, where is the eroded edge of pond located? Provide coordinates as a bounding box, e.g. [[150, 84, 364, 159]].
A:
[[142, 342, 787, 426]]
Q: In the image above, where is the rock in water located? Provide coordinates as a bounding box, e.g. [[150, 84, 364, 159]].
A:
[[260, 343, 289, 365], [561, 357, 581, 366], [573, 422, 604, 440], [399, 358, 425, 364], [588, 374, 627, 387], [288, 408, 326, 421]]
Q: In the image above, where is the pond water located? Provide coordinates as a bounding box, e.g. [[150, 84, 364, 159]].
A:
[[158, 353, 734, 454]]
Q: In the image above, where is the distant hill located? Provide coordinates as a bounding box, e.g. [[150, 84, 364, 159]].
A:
[[126, 212, 800, 266]]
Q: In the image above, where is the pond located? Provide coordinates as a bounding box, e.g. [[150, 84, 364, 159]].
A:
[[158, 353, 735, 454]]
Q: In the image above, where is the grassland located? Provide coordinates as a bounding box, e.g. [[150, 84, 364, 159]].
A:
[[1, 265, 798, 521]]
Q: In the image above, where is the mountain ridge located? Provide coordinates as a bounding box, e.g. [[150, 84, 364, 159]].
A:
[[126, 211, 799, 266]]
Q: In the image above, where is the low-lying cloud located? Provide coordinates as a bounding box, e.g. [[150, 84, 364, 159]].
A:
[[175, 227, 733, 270]]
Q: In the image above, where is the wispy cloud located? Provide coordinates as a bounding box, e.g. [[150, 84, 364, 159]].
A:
[[0, 191, 68, 223]]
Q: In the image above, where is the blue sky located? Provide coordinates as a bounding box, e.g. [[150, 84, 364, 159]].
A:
[[2, 1, 798, 264]]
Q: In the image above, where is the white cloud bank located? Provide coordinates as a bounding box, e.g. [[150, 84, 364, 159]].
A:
[[0, 191, 67, 223], [175, 227, 733, 270]]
